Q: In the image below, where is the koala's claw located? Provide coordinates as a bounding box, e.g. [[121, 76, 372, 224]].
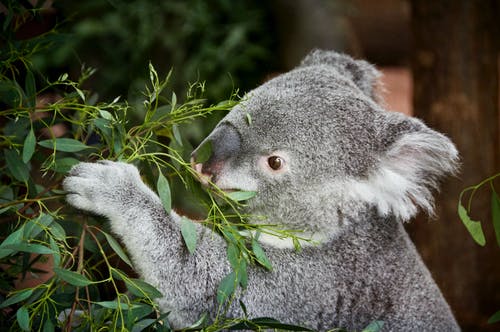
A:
[[63, 161, 143, 217]]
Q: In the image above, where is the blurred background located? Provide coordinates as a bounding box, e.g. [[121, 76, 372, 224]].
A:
[[2, 0, 499, 330]]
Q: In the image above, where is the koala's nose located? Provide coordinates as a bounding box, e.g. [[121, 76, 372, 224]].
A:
[[191, 122, 241, 186]]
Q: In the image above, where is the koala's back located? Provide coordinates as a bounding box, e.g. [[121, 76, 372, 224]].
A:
[[232, 216, 459, 332]]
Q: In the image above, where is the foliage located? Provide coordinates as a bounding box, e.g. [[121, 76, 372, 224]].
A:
[[35, 0, 275, 104], [458, 174, 500, 324], [458, 174, 500, 247], [0, 3, 385, 332]]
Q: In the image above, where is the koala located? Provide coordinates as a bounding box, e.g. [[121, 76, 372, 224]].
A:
[[63, 50, 460, 331]]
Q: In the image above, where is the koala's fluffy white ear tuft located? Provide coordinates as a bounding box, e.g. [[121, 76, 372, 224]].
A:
[[347, 127, 459, 221], [300, 49, 382, 101]]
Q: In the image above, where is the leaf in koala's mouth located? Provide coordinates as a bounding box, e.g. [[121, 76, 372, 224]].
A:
[[226, 191, 257, 202], [194, 140, 212, 163]]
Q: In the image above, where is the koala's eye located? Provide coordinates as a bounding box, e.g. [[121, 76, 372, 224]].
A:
[[267, 156, 284, 170]]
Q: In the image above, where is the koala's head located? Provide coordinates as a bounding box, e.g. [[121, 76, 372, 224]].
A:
[[191, 50, 458, 243]]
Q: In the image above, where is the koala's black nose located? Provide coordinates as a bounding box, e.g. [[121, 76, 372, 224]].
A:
[[191, 122, 241, 185]]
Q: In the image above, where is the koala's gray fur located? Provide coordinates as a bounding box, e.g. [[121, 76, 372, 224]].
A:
[[63, 50, 460, 331]]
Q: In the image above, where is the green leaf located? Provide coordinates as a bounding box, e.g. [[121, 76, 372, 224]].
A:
[[0, 80, 22, 107], [172, 124, 183, 146], [491, 191, 500, 248], [99, 110, 114, 120], [245, 113, 252, 126], [42, 319, 55, 332], [0, 289, 33, 308], [217, 271, 237, 304], [227, 243, 247, 287], [53, 267, 93, 286], [49, 237, 61, 267], [226, 243, 240, 269], [251, 317, 312, 331], [229, 317, 313, 331], [3, 243, 54, 255], [171, 91, 177, 110], [458, 204, 486, 246], [157, 172, 171, 214], [75, 87, 85, 102], [25, 70, 36, 108], [0, 228, 24, 259], [124, 278, 163, 299], [149, 105, 172, 122], [226, 191, 256, 202], [362, 320, 385, 332], [5, 149, 30, 182], [239, 300, 248, 317], [180, 217, 197, 254], [132, 318, 157, 332], [51, 157, 80, 174], [95, 300, 134, 310], [24, 213, 54, 239], [488, 310, 500, 324], [127, 304, 155, 326], [185, 312, 208, 329], [251, 239, 273, 270], [102, 231, 133, 267], [194, 140, 212, 164], [49, 221, 66, 241], [38, 138, 91, 152], [16, 306, 30, 331], [22, 128, 36, 163]]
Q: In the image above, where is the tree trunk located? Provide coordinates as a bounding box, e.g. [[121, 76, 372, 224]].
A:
[[410, 1, 500, 331]]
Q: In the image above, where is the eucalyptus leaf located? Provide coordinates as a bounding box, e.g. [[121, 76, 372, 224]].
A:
[[226, 191, 256, 202], [53, 267, 93, 287], [488, 310, 500, 324], [0, 289, 33, 308], [51, 157, 80, 174], [217, 271, 237, 304], [99, 110, 114, 120], [42, 319, 55, 332], [16, 306, 30, 331], [0, 228, 24, 259], [250, 317, 312, 331], [102, 231, 133, 267], [25, 70, 36, 108], [226, 243, 239, 269], [362, 320, 385, 332], [22, 128, 36, 163], [38, 138, 91, 152], [171, 91, 177, 110], [229, 317, 313, 331], [251, 239, 273, 270], [49, 237, 61, 267], [194, 141, 212, 164], [75, 87, 85, 102], [180, 217, 197, 254], [132, 318, 156, 332], [24, 213, 54, 239], [3, 243, 54, 255], [49, 221, 66, 241], [125, 278, 163, 298], [95, 300, 134, 310], [172, 124, 183, 146], [5, 149, 30, 182], [157, 172, 171, 213], [0, 80, 22, 107], [458, 204, 486, 246], [491, 190, 500, 248]]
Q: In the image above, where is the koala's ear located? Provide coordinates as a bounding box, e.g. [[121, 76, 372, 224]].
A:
[[348, 114, 459, 221], [300, 49, 381, 101]]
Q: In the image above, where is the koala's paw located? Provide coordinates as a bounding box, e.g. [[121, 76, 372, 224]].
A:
[[63, 161, 146, 217]]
